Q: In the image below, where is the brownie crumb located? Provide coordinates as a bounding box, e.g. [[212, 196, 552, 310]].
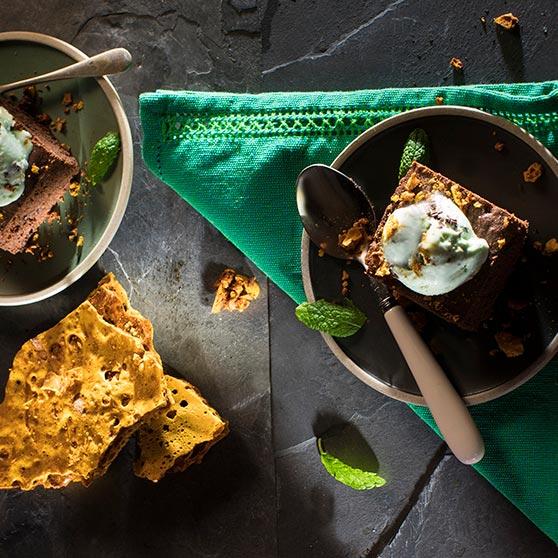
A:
[[341, 270, 350, 297], [72, 100, 85, 112], [50, 117, 66, 134], [523, 162, 543, 183], [494, 331, 524, 358], [494, 13, 519, 30], [36, 113, 52, 126], [69, 182, 81, 197], [450, 57, 464, 71], [542, 238, 558, 255], [62, 92, 73, 106]]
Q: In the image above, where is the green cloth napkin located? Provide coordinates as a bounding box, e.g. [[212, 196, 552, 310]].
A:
[[140, 82, 558, 544]]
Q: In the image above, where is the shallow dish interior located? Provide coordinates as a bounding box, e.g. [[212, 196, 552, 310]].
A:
[[0, 38, 126, 299], [304, 110, 558, 404]]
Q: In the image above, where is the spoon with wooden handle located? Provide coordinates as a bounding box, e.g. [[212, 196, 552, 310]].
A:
[[296, 163, 485, 465], [0, 47, 132, 94]]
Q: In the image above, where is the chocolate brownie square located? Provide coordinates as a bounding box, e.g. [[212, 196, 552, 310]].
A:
[[0, 99, 79, 254], [365, 162, 529, 331]]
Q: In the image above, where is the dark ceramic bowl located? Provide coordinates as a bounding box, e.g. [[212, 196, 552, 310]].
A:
[[301, 106, 558, 405]]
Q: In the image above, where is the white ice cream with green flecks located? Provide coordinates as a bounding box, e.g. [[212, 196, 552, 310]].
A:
[[0, 106, 33, 207], [382, 192, 489, 296]]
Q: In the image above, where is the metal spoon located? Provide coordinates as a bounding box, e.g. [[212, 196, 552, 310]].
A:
[[0, 47, 132, 94], [296, 163, 485, 465]]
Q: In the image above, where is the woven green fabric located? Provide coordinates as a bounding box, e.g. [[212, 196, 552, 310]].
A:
[[140, 82, 558, 544]]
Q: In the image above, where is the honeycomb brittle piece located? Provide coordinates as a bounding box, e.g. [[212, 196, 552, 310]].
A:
[[212, 268, 260, 313]]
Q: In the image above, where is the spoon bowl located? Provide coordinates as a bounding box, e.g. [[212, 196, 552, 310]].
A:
[[296, 164, 375, 260]]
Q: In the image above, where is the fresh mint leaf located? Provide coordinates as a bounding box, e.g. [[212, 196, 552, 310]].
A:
[[317, 437, 386, 490], [398, 128, 430, 179], [295, 299, 366, 337], [87, 131, 121, 186]]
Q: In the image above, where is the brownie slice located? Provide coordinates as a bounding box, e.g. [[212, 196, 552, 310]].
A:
[[365, 162, 529, 331], [0, 99, 79, 254]]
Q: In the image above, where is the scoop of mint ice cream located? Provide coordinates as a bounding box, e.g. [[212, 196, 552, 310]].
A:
[[0, 106, 33, 207], [382, 192, 489, 296]]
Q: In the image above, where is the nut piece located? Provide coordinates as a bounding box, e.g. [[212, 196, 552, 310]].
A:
[[450, 57, 464, 71], [543, 238, 558, 255], [435, 96, 444, 105], [494, 331, 524, 358], [523, 162, 543, 183], [494, 13, 519, 30], [338, 218, 371, 257], [212, 268, 260, 313]]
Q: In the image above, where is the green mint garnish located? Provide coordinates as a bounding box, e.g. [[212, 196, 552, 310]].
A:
[[295, 299, 366, 337], [317, 437, 386, 490], [398, 128, 430, 179], [86, 131, 121, 186]]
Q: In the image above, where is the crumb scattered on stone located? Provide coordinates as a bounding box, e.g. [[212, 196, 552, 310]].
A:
[[450, 57, 464, 71], [50, 117, 66, 133], [435, 96, 444, 105], [72, 99, 85, 112], [494, 141, 505, 152], [69, 182, 81, 197], [341, 270, 350, 297], [494, 12, 519, 30], [523, 162, 543, 183], [480, 16, 486, 24], [212, 268, 260, 313], [494, 331, 524, 358]]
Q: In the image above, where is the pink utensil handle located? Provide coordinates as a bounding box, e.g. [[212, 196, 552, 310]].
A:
[[384, 305, 485, 465]]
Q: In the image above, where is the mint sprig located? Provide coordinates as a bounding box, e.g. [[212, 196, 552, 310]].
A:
[[295, 299, 366, 337], [398, 128, 430, 179], [86, 131, 121, 186], [317, 437, 386, 490]]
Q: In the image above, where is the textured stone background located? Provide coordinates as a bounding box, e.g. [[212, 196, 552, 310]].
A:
[[0, 1, 557, 557]]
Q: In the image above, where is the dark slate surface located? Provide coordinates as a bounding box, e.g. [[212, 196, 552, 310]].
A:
[[0, 1, 557, 557]]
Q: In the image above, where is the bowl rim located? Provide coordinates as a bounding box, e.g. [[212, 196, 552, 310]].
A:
[[0, 31, 133, 306], [301, 105, 558, 406]]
